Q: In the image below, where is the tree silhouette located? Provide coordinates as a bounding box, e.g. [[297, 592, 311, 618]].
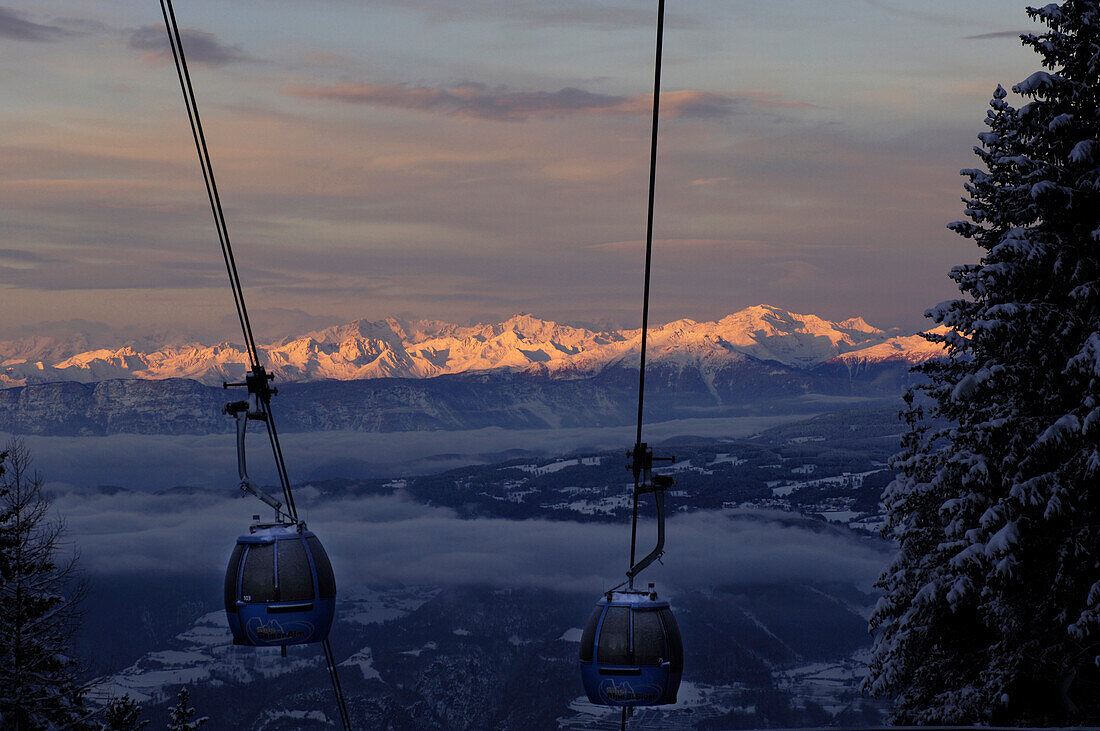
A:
[[867, 1, 1100, 724], [0, 438, 89, 729], [167, 687, 208, 731], [102, 694, 149, 730]]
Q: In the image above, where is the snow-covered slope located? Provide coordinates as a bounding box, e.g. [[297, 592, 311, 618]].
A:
[[84, 576, 887, 729], [1, 305, 944, 387], [829, 326, 950, 367], [94, 588, 436, 706]]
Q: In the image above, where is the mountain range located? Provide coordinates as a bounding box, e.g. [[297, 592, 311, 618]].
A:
[[0, 305, 944, 388]]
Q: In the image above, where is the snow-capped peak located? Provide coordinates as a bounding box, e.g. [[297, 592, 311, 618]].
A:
[[0, 306, 944, 387]]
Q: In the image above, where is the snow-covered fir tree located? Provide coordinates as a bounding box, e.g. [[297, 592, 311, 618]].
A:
[[866, 1, 1100, 724], [102, 695, 149, 731], [166, 688, 208, 731], [0, 438, 89, 729]]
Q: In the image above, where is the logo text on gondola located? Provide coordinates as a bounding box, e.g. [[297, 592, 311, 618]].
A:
[[256, 626, 307, 640], [602, 680, 660, 703], [245, 618, 315, 643]]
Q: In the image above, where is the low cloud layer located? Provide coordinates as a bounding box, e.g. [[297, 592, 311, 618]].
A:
[[285, 82, 811, 122], [14, 415, 802, 491], [51, 486, 888, 595]]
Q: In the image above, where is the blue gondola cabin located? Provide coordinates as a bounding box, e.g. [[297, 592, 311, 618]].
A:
[[224, 522, 336, 646], [579, 588, 683, 706]]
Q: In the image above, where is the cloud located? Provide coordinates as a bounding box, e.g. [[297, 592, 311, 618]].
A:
[[219, 309, 344, 342], [0, 318, 204, 352], [371, 0, 687, 30], [0, 4, 977, 338], [0, 248, 53, 266], [589, 238, 769, 253], [859, 0, 975, 26], [129, 25, 253, 66], [0, 256, 228, 292], [0, 144, 187, 181], [50, 485, 888, 595], [0, 78, 968, 334], [963, 30, 1030, 40], [16, 415, 798, 491], [284, 82, 811, 122], [317, 505, 888, 593], [726, 90, 819, 110], [0, 6, 70, 41]]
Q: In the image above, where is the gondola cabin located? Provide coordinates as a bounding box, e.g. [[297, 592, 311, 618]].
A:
[[224, 522, 336, 646], [579, 588, 683, 707]]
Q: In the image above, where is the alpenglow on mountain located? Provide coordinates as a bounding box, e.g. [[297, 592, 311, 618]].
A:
[[0, 305, 945, 387]]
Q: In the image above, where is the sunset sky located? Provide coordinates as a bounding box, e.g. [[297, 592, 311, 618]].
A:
[[1, 0, 1041, 343]]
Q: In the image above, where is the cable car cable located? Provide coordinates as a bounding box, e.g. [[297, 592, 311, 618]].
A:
[[158, 2, 348, 726], [256, 393, 298, 520], [578, 1, 683, 716], [635, 0, 664, 452], [159, 0, 258, 368], [158, 0, 299, 517], [323, 638, 352, 728], [158, 0, 299, 519], [629, 0, 666, 585]]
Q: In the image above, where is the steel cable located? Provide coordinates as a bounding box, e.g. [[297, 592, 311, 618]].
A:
[[158, 2, 349, 726], [628, 0, 666, 580], [159, 0, 259, 367], [322, 639, 353, 729]]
